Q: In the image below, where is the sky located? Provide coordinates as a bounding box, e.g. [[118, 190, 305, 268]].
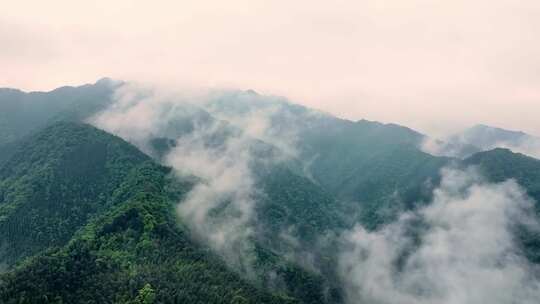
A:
[[2, 0, 540, 137]]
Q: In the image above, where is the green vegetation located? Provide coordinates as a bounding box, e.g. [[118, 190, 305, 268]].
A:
[[465, 148, 540, 202], [257, 165, 345, 243], [0, 122, 325, 303], [0, 161, 293, 303], [0, 122, 149, 266], [1, 83, 540, 303], [0, 79, 115, 147], [464, 148, 540, 263]]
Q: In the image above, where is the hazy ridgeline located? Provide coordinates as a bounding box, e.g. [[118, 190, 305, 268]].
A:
[[0, 80, 539, 303]]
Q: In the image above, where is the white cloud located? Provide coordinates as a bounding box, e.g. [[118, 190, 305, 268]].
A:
[[339, 168, 540, 304], [420, 128, 540, 160], [88, 83, 300, 276], [87, 83, 540, 301]]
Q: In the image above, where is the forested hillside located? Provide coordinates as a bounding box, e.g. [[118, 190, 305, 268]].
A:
[[0, 122, 149, 266], [0, 122, 333, 303], [1, 81, 539, 304], [0, 79, 116, 165], [465, 148, 540, 202], [0, 158, 294, 304]]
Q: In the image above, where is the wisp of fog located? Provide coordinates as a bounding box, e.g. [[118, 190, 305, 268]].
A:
[[89, 83, 301, 277], [90, 83, 540, 303], [339, 168, 540, 304]]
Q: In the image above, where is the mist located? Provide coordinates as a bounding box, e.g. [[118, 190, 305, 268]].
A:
[[88, 82, 540, 303], [89, 83, 303, 277], [3, 1, 540, 302], [421, 126, 540, 159], [338, 167, 540, 304]]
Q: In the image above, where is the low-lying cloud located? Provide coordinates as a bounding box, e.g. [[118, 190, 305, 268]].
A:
[[421, 126, 540, 160], [89, 83, 301, 276], [89, 83, 540, 303], [339, 167, 540, 304], [167, 120, 259, 274]]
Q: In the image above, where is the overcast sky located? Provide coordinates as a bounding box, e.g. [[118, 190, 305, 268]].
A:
[[2, 0, 539, 137]]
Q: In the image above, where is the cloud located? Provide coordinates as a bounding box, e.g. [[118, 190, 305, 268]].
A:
[[486, 138, 540, 160], [167, 119, 259, 275], [202, 91, 302, 159], [419, 136, 478, 159], [338, 167, 540, 304], [88, 83, 301, 276], [87, 82, 540, 300], [420, 127, 540, 159]]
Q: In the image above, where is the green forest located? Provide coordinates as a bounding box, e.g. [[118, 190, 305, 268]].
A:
[[1, 81, 539, 303]]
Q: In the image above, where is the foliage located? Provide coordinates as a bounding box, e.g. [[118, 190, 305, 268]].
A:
[[0, 123, 309, 304], [0, 122, 149, 266]]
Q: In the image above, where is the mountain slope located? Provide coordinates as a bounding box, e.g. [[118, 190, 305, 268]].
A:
[[200, 90, 445, 219], [0, 161, 294, 304], [212, 94, 450, 227], [464, 148, 540, 263], [424, 124, 540, 159], [460, 124, 533, 149], [0, 122, 328, 304], [464, 148, 540, 204], [0, 78, 116, 147], [3, 81, 540, 302], [0, 122, 149, 266], [1, 81, 444, 227]]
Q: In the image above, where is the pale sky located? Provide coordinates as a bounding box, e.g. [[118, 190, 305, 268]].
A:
[[2, 0, 540, 137]]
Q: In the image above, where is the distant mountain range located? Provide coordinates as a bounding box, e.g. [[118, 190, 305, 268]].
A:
[[422, 124, 540, 159], [1, 79, 539, 303]]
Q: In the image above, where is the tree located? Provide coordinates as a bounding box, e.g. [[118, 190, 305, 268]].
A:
[[135, 283, 155, 304]]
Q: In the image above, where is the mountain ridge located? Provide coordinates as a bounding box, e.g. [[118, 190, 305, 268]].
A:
[[1, 80, 540, 303]]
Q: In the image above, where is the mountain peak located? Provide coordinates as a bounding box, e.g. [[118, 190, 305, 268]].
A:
[[95, 77, 123, 88], [468, 124, 528, 137], [244, 89, 259, 95]]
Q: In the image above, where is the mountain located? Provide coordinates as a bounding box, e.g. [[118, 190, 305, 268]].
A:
[[91, 85, 442, 230], [0, 122, 149, 266], [464, 148, 540, 204], [202, 92, 450, 227], [423, 124, 540, 159], [0, 122, 308, 303], [0, 80, 115, 143], [463, 148, 540, 263], [1, 80, 540, 303], [0, 163, 292, 304], [0, 78, 117, 162], [460, 124, 532, 148]]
